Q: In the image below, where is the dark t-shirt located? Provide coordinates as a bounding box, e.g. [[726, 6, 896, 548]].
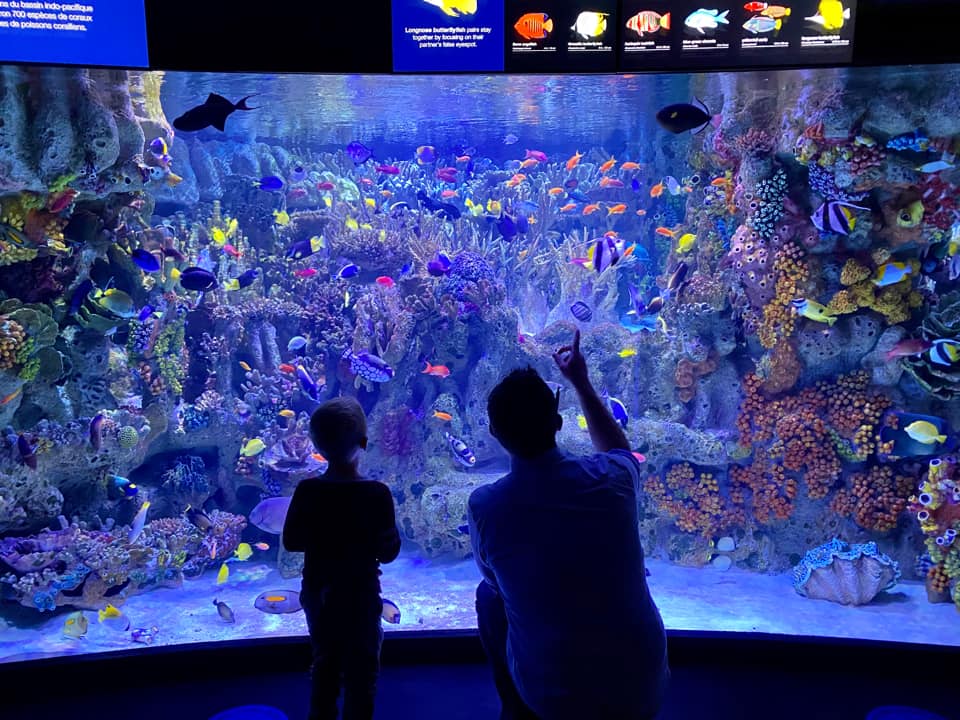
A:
[[282, 476, 401, 595]]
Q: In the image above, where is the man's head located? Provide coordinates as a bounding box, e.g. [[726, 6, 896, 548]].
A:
[[487, 366, 562, 459], [309, 397, 368, 463]]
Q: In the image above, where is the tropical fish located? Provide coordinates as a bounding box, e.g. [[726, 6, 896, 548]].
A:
[[514, 12, 554, 41], [317, 181, 336, 191], [658, 97, 718, 134], [17, 434, 36, 470], [445, 432, 477, 468], [433, 411, 453, 421], [571, 11, 608, 39], [286, 235, 325, 261], [744, 2, 768, 10], [811, 201, 869, 235], [63, 611, 88, 639], [600, 177, 624, 189], [131, 249, 161, 272], [110, 475, 139, 498], [178, 267, 218, 292], [577, 414, 588, 430], [416, 145, 438, 165], [427, 251, 453, 276], [422, 361, 451, 378], [566, 151, 584, 171], [618, 348, 638, 358], [233, 542, 253, 561], [917, 160, 955, 174], [872, 261, 914, 287], [213, 598, 235, 623], [98, 604, 130, 631], [172, 93, 258, 132], [376, 164, 400, 175], [0, 386, 22, 406], [249, 496, 292, 534], [279, 409, 296, 419], [904, 420, 946, 445], [342, 349, 395, 383], [216, 562, 229, 585], [223, 244, 242, 258], [583, 203, 602, 215], [571, 301, 593, 322], [274, 209, 290, 226], [337, 264, 360, 279], [560, 203, 578, 212], [296, 365, 322, 400], [128, 501, 150, 543], [621, 162, 643, 171], [525, 149, 548, 163], [884, 339, 932, 361], [89, 413, 104, 451], [806, 0, 850, 30], [279, 363, 296, 374], [607, 395, 629, 428], [684, 8, 730, 34], [930, 339, 960, 367], [897, 200, 925, 228], [287, 336, 308, 351], [254, 590, 302, 614], [241, 438, 267, 457], [598, 157, 617, 174], [382, 599, 402, 624], [253, 175, 284, 191], [424, 0, 476, 17], [223, 269, 258, 291], [656, 226, 679, 238], [593, 237, 622, 274], [130, 626, 160, 644], [791, 298, 837, 326], [254, 542, 270, 551], [650, 182, 665, 198], [761, 5, 792, 18], [677, 233, 697, 253], [626, 10, 671, 36], [184, 505, 213, 532], [417, 190, 461, 220], [743, 15, 782, 32]]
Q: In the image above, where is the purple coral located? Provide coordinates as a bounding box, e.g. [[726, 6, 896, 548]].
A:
[[378, 408, 420, 458]]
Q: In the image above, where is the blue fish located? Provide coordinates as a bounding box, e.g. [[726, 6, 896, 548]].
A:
[[567, 190, 590, 203], [69, 279, 94, 314], [287, 335, 308, 352], [631, 178, 641, 193], [224, 269, 258, 291], [137, 305, 155, 322], [179, 267, 218, 292], [498, 213, 518, 240], [516, 214, 529, 235], [131, 249, 161, 273], [254, 175, 284, 191], [606, 395, 629, 428], [346, 141, 374, 165], [296, 365, 321, 401], [427, 252, 452, 277], [337, 264, 360, 279]]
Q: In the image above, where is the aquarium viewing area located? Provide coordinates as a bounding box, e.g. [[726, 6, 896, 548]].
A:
[[1, 1, 959, 719]]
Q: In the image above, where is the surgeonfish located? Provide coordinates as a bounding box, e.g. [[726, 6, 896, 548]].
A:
[[254, 590, 303, 614], [381, 599, 402, 624], [213, 598, 236, 622], [241, 438, 267, 456], [606, 395, 629, 428], [216, 562, 229, 585], [98, 604, 130, 631], [249, 496, 293, 534], [233, 542, 253, 561], [872, 261, 914, 287], [904, 420, 947, 445], [128, 501, 151, 543]]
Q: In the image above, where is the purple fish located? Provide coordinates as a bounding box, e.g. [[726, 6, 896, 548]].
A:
[[131, 248, 161, 273], [593, 237, 621, 274], [249, 496, 292, 534], [90, 414, 104, 451], [17, 434, 36, 470], [254, 176, 284, 191], [498, 213, 518, 240], [296, 365, 320, 401], [427, 251, 452, 277], [346, 141, 374, 165], [178, 267, 217, 292]]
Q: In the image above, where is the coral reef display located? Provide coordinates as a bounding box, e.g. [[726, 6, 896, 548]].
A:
[[1, 63, 959, 657]]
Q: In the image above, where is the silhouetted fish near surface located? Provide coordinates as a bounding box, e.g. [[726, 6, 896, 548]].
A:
[[656, 97, 718, 134], [172, 93, 258, 132]]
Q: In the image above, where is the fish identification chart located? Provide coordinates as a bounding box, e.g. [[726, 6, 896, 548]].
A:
[[392, 0, 505, 71]]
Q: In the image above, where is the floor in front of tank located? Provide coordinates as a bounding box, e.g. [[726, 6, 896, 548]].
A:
[[1, 552, 957, 663]]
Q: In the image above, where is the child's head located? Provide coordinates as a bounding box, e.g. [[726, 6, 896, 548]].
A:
[[309, 397, 368, 463]]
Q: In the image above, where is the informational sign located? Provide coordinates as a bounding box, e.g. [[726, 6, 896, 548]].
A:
[[619, 0, 856, 71], [0, 0, 147, 67], [392, 0, 505, 72], [506, 0, 616, 71]]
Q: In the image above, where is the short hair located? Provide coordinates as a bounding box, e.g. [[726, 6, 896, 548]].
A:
[[309, 397, 367, 460], [487, 366, 559, 458]]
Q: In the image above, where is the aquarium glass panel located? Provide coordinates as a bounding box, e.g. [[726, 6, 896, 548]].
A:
[[1, 64, 959, 664]]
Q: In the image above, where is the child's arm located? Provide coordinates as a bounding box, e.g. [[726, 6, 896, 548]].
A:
[[281, 484, 309, 552], [375, 484, 402, 563]]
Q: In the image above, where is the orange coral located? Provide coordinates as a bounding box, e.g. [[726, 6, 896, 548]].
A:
[[928, 565, 950, 593], [758, 242, 809, 350], [847, 466, 913, 532], [760, 340, 801, 395], [645, 463, 743, 537], [730, 456, 795, 524], [674, 355, 718, 404]]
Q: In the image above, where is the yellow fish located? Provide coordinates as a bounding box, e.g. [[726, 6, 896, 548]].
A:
[[63, 611, 88, 639], [345, 217, 359, 231], [239, 361, 252, 372], [423, 0, 477, 17], [904, 421, 946, 445], [676, 233, 697, 254], [170, 268, 181, 281], [279, 409, 295, 418], [241, 438, 266, 457], [98, 603, 130, 631], [216, 562, 229, 585], [211, 227, 226, 245], [233, 542, 253, 561], [807, 0, 850, 30], [577, 414, 588, 431], [360, 223, 373, 231], [487, 199, 502, 215], [273, 209, 290, 226], [365, 198, 376, 209], [791, 298, 836, 326], [226, 218, 239, 239], [618, 348, 638, 358], [324, 196, 333, 208]]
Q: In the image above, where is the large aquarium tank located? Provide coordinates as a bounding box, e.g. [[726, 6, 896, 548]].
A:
[[0, 63, 959, 664]]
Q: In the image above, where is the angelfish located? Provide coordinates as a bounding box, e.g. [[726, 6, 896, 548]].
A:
[[128, 501, 151, 543]]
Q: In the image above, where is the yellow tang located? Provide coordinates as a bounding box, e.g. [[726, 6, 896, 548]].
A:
[[234, 542, 253, 561], [345, 217, 359, 231], [676, 233, 697, 254], [241, 438, 266, 457], [618, 348, 638, 358], [577, 414, 588, 431], [904, 421, 947, 445], [211, 227, 226, 245], [364, 198, 376, 209], [274, 209, 290, 226], [216, 562, 229, 585], [279, 409, 295, 418]]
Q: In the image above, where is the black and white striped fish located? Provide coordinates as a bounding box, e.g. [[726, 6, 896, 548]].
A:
[[811, 201, 869, 235], [445, 432, 476, 468]]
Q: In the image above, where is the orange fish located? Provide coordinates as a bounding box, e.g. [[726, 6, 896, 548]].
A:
[[650, 183, 665, 198], [376, 276, 395, 288], [607, 203, 627, 215], [711, 176, 731, 186], [548, 187, 565, 196], [560, 203, 578, 212], [311, 452, 327, 463], [279, 363, 296, 374], [656, 227, 679, 237], [599, 157, 617, 174], [506, 173, 527, 188], [380, 190, 394, 198], [599, 177, 624, 188], [566, 151, 584, 171], [433, 411, 453, 421], [604, 231, 619, 238], [440, 190, 458, 198], [622, 244, 637, 261], [620, 162, 642, 171], [0, 387, 22, 406], [456, 154, 472, 163], [422, 361, 451, 378], [519, 158, 539, 170], [253, 542, 270, 551], [514, 11, 554, 40], [360, 178, 374, 186], [210, 540, 217, 560], [636, 209, 647, 216], [583, 203, 601, 215]]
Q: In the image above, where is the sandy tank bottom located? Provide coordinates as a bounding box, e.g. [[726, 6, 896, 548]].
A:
[[1, 552, 958, 664]]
